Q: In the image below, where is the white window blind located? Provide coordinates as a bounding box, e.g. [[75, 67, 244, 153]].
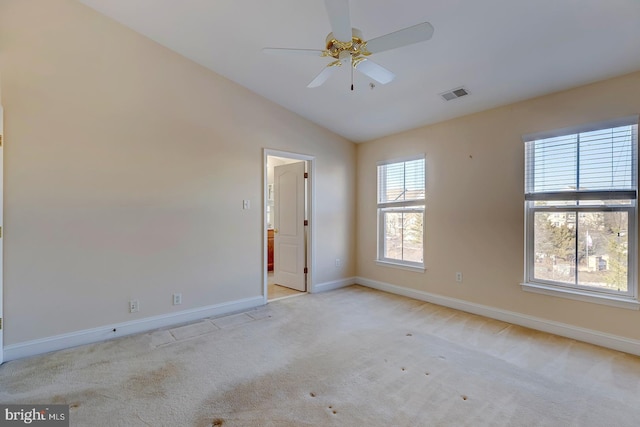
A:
[[525, 120, 638, 200], [377, 158, 425, 206]]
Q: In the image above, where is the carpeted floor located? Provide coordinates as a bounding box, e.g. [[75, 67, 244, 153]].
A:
[[1, 285, 640, 426]]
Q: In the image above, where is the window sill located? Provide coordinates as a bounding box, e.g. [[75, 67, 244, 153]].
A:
[[521, 282, 639, 310], [376, 260, 425, 273]]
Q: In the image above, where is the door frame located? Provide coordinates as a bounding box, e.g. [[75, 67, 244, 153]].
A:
[[0, 103, 4, 364], [263, 149, 315, 304]]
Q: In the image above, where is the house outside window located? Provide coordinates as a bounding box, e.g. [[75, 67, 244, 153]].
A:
[[377, 156, 425, 271], [523, 117, 638, 307]]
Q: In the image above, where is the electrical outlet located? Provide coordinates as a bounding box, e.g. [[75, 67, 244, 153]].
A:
[[129, 300, 139, 313], [335, 258, 342, 267], [455, 272, 463, 283], [173, 293, 182, 305]]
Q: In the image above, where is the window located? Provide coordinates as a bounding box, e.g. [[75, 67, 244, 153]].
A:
[[377, 157, 425, 270], [523, 117, 638, 304]]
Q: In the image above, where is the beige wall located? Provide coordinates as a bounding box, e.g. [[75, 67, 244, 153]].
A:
[[357, 71, 640, 341], [0, 0, 356, 345]]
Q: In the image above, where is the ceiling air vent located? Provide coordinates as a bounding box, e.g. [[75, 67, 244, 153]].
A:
[[440, 87, 469, 101]]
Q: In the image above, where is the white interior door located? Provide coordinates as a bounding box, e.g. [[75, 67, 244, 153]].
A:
[[0, 104, 4, 364], [273, 161, 306, 292]]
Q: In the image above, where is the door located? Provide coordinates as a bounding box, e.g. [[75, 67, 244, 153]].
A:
[[273, 161, 306, 292], [0, 104, 4, 364]]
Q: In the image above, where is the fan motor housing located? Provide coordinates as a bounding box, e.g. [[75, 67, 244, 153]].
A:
[[324, 28, 369, 59]]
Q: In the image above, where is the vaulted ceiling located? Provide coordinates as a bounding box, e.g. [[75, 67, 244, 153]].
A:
[[79, 0, 640, 142]]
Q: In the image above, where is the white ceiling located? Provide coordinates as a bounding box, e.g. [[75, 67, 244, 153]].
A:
[[78, 0, 640, 142]]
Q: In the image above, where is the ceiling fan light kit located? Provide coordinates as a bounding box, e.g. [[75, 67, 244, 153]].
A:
[[323, 28, 368, 59], [263, 0, 434, 90]]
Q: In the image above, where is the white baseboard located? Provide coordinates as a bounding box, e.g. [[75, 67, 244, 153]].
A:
[[4, 296, 264, 362], [356, 276, 640, 357], [312, 277, 355, 293]]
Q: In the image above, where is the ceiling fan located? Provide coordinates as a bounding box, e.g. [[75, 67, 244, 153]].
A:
[[263, 0, 434, 90]]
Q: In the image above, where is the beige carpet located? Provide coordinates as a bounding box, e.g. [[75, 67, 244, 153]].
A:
[[1, 285, 640, 426]]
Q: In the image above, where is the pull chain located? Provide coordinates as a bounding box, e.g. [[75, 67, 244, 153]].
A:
[[351, 55, 354, 91]]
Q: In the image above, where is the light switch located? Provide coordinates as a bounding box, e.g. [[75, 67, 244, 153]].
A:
[[243, 199, 250, 210]]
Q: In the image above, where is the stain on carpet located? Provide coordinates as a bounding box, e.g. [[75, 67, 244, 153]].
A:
[[3, 351, 75, 393], [193, 341, 415, 426], [127, 361, 180, 398]]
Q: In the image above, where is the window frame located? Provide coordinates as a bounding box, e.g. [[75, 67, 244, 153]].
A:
[[376, 156, 426, 271], [522, 117, 639, 308]]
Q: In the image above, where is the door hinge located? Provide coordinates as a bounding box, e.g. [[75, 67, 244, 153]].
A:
[[304, 220, 308, 226], [0, 318, 2, 330], [304, 267, 308, 274], [0, 135, 3, 147], [304, 172, 308, 179], [0, 226, 3, 238]]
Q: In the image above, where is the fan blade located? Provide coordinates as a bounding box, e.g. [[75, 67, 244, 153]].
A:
[[324, 0, 352, 42], [354, 58, 395, 84], [262, 48, 325, 56], [307, 65, 339, 88], [365, 22, 434, 54], [308, 52, 350, 88]]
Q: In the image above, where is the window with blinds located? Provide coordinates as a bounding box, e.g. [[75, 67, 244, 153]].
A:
[[525, 124, 637, 200], [523, 117, 638, 301], [377, 157, 425, 269]]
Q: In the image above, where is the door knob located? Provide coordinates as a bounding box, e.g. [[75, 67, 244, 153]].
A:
[[274, 228, 279, 234]]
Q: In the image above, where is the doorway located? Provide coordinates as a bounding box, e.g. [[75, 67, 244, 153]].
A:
[[264, 150, 313, 302]]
